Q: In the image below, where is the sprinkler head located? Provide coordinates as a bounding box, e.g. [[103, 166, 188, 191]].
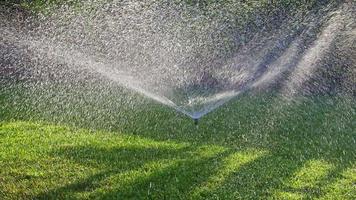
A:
[[193, 118, 199, 126]]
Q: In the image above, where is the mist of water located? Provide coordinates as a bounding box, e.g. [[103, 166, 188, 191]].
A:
[[1, 1, 355, 120]]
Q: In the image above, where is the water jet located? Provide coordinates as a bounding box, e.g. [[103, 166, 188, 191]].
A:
[[0, 1, 354, 122]]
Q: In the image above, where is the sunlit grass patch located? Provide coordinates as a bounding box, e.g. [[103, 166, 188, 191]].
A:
[[191, 149, 268, 198], [320, 166, 356, 199], [272, 160, 335, 199], [274, 191, 304, 200], [0, 121, 190, 199], [0, 121, 260, 199], [291, 159, 334, 189], [0, 91, 355, 199]]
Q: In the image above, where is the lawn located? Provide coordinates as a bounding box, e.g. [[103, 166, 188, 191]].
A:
[[0, 84, 355, 199], [0, 1, 355, 199]]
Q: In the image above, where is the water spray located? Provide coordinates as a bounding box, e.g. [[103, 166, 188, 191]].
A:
[[1, 0, 353, 125]]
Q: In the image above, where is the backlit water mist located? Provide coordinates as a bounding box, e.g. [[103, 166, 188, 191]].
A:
[[1, 1, 355, 121]]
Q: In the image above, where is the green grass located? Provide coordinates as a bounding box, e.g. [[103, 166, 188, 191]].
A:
[[1, 0, 353, 198], [0, 84, 355, 199]]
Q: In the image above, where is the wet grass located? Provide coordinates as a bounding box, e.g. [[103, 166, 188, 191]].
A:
[[0, 84, 355, 199]]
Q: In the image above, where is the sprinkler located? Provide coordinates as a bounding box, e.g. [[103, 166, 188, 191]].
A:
[[193, 118, 199, 126]]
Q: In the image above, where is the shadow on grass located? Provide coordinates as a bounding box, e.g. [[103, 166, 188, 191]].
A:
[[34, 143, 234, 199], [30, 95, 354, 199], [193, 96, 355, 199], [1, 84, 355, 199]]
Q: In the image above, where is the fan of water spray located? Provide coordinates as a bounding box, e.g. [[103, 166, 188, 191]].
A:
[[1, 0, 355, 123]]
